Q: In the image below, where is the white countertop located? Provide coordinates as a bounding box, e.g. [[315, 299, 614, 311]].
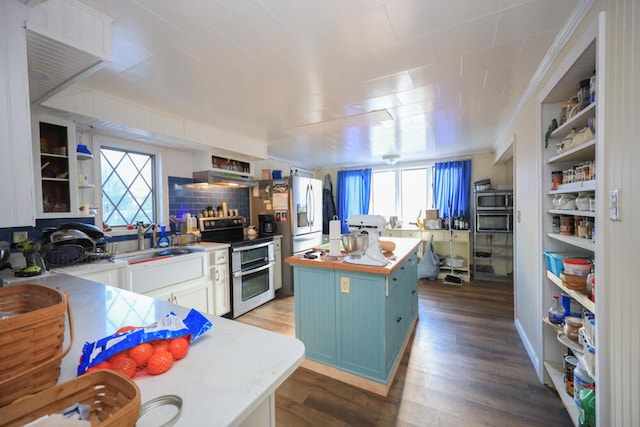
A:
[[4, 274, 304, 426], [0, 242, 232, 286]]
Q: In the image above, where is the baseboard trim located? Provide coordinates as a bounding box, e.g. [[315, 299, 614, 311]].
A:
[[514, 318, 541, 381]]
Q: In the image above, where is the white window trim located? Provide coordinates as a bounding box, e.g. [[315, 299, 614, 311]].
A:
[[89, 134, 164, 237]]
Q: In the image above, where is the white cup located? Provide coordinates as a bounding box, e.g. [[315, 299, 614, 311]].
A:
[[78, 174, 88, 184]]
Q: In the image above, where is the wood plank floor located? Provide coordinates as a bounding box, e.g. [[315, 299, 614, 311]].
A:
[[236, 279, 573, 426]]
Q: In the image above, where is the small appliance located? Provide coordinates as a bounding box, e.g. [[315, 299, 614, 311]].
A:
[[476, 212, 513, 232], [475, 190, 513, 210], [258, 214, 277, 236], [343, 215, 389, 266]]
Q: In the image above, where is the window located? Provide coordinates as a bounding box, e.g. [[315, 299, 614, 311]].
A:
[[101, 147, 156, 227], [370, 166, 434, 222]]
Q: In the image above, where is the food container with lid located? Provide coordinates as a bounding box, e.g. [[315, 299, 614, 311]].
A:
[[563, 258, 592, 276]]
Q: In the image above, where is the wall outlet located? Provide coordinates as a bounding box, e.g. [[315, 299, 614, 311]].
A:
[[13, 231, 28, 243], [340, 276, 350, 294]]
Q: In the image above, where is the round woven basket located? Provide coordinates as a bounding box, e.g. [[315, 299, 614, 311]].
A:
[[0, 284, 73, 407]]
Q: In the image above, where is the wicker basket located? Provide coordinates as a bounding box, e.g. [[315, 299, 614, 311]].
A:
[[0, 284, 74, 407], [0, 370, 141, 427]]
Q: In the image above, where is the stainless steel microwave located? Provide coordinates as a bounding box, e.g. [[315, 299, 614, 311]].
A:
[[476, 212, 513, 232], [476, 191, 513, 210]]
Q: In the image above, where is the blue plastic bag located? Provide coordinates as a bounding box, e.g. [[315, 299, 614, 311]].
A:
[[77, 309, 212, 375]]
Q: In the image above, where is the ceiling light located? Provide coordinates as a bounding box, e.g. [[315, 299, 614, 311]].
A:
[[383, 154, 400, 165]]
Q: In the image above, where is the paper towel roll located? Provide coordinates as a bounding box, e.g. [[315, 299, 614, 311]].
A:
[[329, 218, 341, 240], [329, 217, 341, 256]]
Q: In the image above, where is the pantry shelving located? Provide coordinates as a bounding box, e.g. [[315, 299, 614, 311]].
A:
[[538, 20, 601, 427]]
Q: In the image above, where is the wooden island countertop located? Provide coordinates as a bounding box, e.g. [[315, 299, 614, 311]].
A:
[[284, 237, 421, 275]]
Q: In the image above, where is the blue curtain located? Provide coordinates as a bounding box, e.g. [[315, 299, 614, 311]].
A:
[[336, 169, 372, 233], [434, 160, 472, 222]]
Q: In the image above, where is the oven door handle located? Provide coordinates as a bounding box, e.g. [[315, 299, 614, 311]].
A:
[[233, 261, 275, 278], [232, 241, 273, 252]]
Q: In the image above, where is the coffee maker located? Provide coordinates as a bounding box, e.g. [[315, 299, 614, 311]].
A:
[[258, 214, 277, 236]]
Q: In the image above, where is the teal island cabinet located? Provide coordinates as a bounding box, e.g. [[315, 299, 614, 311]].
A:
[[285, 237, 420, 396]]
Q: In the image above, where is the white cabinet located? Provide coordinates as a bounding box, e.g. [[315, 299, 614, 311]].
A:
[[0, 1, 35, 228], [210, 249, 230, 317], [126, 252, 213, 315], [539, 29, 600, 426], [147, 280, 211, 315], [32, 115, 79, 218], [274, 236, 282, 291], [62, 265, 126, 289]]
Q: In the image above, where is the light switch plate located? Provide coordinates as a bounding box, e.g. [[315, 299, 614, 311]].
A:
[[609, 189, 620, 220]]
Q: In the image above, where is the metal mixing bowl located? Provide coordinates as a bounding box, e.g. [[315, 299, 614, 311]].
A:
[[341, 233, 368, 258]]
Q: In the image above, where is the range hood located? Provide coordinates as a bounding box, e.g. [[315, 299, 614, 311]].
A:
[[193, 170, 255, 188]]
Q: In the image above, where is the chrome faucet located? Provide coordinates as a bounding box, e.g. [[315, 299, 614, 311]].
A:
[[135, 222, 156, 250]]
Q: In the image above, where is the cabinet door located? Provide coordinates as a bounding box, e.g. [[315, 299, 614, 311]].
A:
[[67, 267, 125, 289], [0, 3, 35, 228], [294, 266, 337, 365], [213, 262, 230, 316], [336, 271, 386, 379], [33, 116, 78, 218], [173, 282, 211, 314], [274, 238, 282, 290]]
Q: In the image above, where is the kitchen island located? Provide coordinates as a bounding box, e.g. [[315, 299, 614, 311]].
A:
[[285, 237, 420, 396], [2, 274, 304, 427]]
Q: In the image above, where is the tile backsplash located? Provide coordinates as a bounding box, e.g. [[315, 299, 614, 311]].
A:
[[168, 176, 250, 230], [0, 176, 251, 249]]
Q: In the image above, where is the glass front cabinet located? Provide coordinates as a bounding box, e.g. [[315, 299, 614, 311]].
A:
[[32, 116, 79, 218]]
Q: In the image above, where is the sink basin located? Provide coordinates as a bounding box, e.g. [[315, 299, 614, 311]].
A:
[[155, 247, 191, 257], [119, 248, 192, 265]]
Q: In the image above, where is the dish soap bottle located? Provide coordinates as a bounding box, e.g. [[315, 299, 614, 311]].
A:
[[548, 295, 564, 325], [158, 224, 170, 248]]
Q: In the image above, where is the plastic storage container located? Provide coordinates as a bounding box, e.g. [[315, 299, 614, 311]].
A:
[[543, 251, 592, 277], [563, 258, 592, 276]]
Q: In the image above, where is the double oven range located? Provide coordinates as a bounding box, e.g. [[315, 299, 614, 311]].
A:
[[199, 217, 275, 318]]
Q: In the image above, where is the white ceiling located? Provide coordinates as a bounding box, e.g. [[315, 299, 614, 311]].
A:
[[67, 0, 578, 168]]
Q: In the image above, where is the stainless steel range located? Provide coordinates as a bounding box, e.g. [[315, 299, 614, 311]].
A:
[[199, 217, 275, 318]]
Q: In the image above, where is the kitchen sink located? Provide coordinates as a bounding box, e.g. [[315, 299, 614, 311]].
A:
[[117, 247, 192, 265]]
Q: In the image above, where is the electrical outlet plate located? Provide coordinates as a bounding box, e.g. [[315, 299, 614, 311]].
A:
[[340, 277, 350, 294], [13, 231, 28, 243]]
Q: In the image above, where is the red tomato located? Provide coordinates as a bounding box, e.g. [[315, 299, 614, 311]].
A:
[[168, 337, 189, 360], [129, 343, 154, 367], [147, 350, 174, 375], [109, 355, 137, 378]]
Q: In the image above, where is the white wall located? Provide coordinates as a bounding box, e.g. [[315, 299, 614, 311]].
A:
[[88, 133, 198, 228]]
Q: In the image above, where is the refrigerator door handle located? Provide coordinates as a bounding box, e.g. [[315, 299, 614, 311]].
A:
[[306, 183, 313, 227]]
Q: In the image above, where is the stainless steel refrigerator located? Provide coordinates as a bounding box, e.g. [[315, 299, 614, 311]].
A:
[[251, 175, 323, 295]]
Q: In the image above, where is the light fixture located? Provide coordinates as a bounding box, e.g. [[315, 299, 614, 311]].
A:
[[383, 154, 400, 165]]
